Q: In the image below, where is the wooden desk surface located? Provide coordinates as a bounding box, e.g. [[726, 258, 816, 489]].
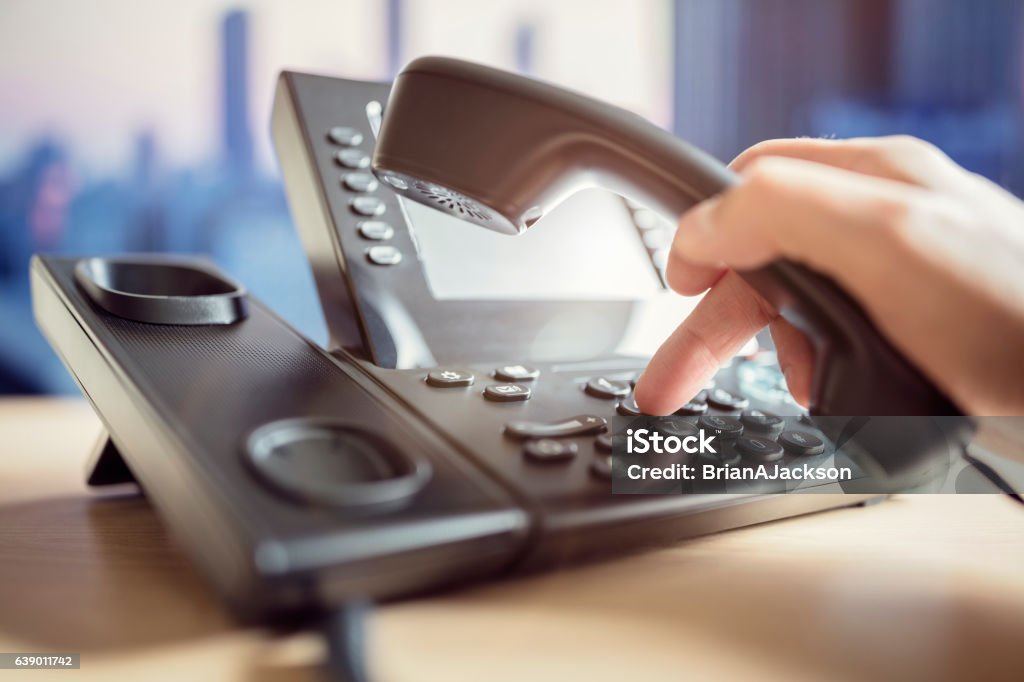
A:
[[2, 397, 1023, 681]]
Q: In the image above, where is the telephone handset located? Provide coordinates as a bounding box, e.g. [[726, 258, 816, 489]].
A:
[[372, 56, 961, 418]]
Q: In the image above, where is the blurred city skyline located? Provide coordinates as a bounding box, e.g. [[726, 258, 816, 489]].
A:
[[0, 0, 1022, 393]]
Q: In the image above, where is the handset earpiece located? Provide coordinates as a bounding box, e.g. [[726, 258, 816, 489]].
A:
[[372, 56, 966, 419]]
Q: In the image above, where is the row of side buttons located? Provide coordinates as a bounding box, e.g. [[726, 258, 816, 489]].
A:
[[326, 124, 402, 266]]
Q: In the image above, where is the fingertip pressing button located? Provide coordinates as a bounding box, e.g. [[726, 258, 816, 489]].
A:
[[616, 397, 644, 416]]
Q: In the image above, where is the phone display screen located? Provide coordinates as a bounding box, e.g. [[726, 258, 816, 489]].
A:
[[400, 188, 664, 301]]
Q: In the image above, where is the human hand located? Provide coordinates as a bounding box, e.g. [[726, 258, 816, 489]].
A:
[[633, 136, 1024, 417]]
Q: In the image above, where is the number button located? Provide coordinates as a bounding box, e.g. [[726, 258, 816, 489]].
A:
[[698, 415, 744, 439], [779, 431, 826, 456], [585, 376, 631, 399], [736, 436, 785, 463], [706, 388, 749, 411]]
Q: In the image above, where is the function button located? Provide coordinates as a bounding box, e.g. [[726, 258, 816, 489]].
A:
[[674, 393, 708, 416], [426, 369, 474, 388], [706, 387, 749, 411], [524, 439, 577, 463], [616, 397, 644, 416], [358, 221, 395, 241], [334, 148, 370, 168], [595, 432, 615, 452], [350, 196, 386, 216], [327, 126, 363, 146], [494, 364, 540, 382], [585, 376, 631, 399], [741, 410, 785, 435], [698, 415, 744, 439], [342, 172, 379, 193], [779, 431, 826, 456], [366, 245, 402, 266], [591, 453, 613, 479], [504, 415, 607, 440], [736, 436, 785, 463], [484, 383, 532, 402]]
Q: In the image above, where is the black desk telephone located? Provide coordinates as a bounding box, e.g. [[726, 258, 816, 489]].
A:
[[31, 57, 973, 625]]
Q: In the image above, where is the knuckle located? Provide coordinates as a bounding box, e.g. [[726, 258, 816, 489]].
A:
[[740, 156, 793, 193], [873, 195, 916, 234], [876, 135, 946, 166]]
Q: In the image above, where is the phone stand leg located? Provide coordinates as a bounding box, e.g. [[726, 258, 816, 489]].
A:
[[85, 430, 138, 487]]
